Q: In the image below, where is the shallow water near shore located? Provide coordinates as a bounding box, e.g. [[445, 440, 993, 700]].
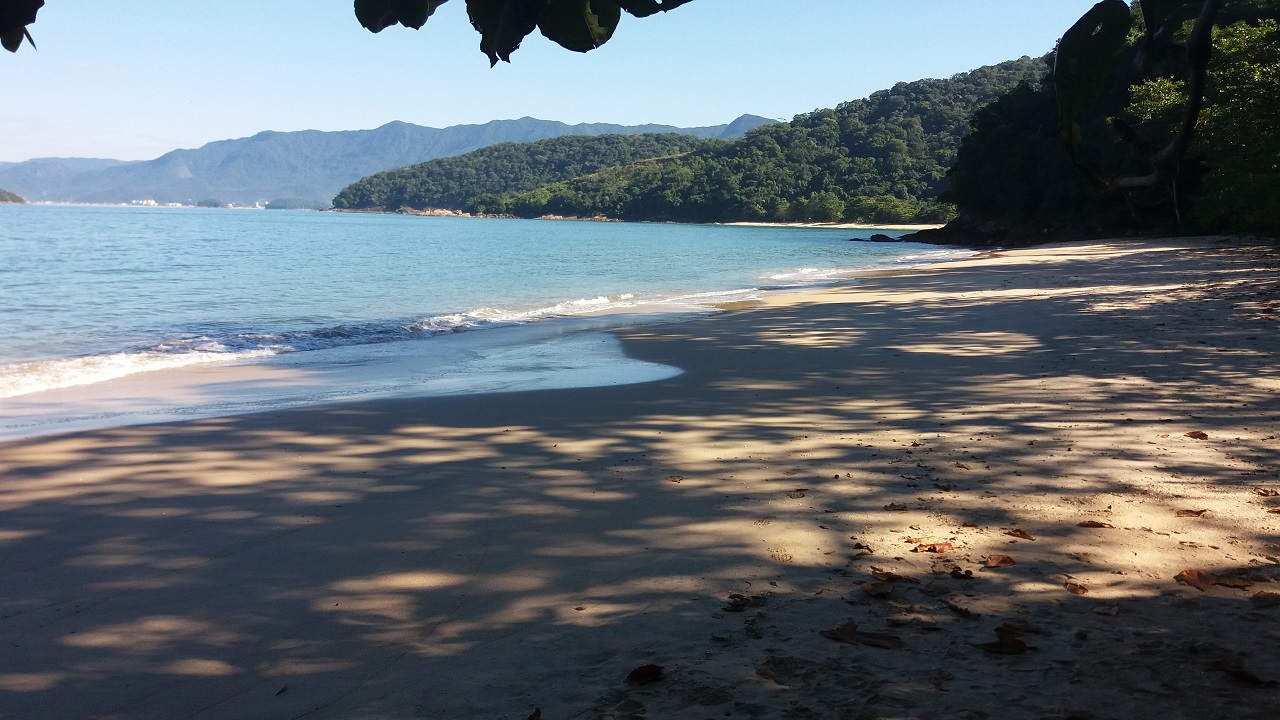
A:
[[0, 205, 971, 437]]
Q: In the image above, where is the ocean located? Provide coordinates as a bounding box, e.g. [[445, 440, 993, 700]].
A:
[[0, 204, 971, 438]]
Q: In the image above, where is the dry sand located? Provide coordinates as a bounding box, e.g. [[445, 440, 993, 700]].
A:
[[2, 237, 1279, 720]]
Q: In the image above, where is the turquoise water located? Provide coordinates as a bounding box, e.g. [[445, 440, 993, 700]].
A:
[[0, 204, 967, 434]]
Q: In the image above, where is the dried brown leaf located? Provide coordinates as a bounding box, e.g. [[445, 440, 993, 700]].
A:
[[1077, 520, 1115, 528], [820, 620, 904, 649], [1176, 509, 1209, 517], [1175, 569, 1218, 591], [1004, 528, 1035, 541], [1092, 604, 1121, 616], [943, 597, 979, 618], [1064, 581, 1089, 595], [977, 627, 1028, 655], [983, 554, 1016, 568], [1268, 508, 1280, 515], [1185, 431, 1209, 440], [1252, 487, 1280, 497], [860, 581, 894, 598], [1216, 576, 1253, 589], [1250, 591, 1280, 608], [723, 593, 768, 612], [665, 475, 683, 483], [883, 502, 909, 511], [870, 569, 910, 582], [914, 542, 954, 553], [954, 462, 972, 470], [625, 664, 665, 685]]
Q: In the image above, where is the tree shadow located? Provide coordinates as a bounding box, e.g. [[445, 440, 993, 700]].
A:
[[1, 240, 1278, 719]]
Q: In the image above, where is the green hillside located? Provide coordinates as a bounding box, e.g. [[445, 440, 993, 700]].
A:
[[332, 133, 715, 211], [0, 187, 26, 204], [473, 57, 1044, 224]]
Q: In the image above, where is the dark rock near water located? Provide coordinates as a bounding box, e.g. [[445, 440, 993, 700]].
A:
[[852, 233, 900, 243]]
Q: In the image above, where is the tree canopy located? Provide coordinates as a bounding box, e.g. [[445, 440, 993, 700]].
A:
[[2, 0, 695, 64]]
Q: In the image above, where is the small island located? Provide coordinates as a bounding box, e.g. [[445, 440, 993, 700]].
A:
[[0, 188, 26, 204]]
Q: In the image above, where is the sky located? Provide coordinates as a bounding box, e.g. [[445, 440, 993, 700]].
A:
[[0, 0, 1102, 162]]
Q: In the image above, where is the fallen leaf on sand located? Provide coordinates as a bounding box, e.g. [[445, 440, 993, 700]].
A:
[[787, 489, 808, 499], [1250, 591, 1280, 608], [527, 709, 542, 720], [983, 554, 1016, 568], [723, 593, 768, 612], [883, 503, 909, 511], [820, 621, 904, 649], [1064, 582, 1089, 595], [870, 569, 911, 582], [954, 462, 971, 470], [1093, 604, 1121, 616], [1216, 576, 1252, 589], [626, 664, 665, 685], [860, 581, 894, 598], [1268, 508, 1280, 515], [914, 542, 954, 553], [1176, 509, 1209, 517], [978, 627, 1028, 655], [574, 606, 587, 611], [1251, 487, 1280, 497], [1077, 520, 1115, 528], [1004, 529, 1035, 541], [1175, 569, 1219, 591], [665, 475, 683, 483], [1185, 431, 1209, 440], [944, 598, 979, 618], [998, 619, 1045, 635], [949, 568, 974, 579]]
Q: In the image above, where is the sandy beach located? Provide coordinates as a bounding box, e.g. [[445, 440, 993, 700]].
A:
[[3, 237, 1280, 720]]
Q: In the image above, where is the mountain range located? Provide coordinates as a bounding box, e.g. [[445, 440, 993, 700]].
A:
[[0, 115, 772, 207]]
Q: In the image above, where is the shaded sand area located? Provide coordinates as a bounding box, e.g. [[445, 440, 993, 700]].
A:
[[3, 238, 1280, 720]]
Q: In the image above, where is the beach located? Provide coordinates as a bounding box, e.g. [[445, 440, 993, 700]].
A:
[[2, 237, 1279, 719]]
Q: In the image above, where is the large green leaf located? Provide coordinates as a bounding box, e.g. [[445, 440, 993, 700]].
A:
[[0, 0, 42, 53], [1054, 0, 1133, 153], [467, 0, 549, 65], [616, 0, 694, 18], [354, 0, 449, 32], [538, 0, 621, 52]]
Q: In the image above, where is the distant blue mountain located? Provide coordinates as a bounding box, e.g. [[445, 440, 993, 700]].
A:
[[0, 115, 773, 206]]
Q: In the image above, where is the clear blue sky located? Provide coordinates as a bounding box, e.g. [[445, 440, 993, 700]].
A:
[[0, 0, 1100, 162]]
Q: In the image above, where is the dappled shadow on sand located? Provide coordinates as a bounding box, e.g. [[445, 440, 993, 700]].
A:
[[2, 240, 1280, 719]]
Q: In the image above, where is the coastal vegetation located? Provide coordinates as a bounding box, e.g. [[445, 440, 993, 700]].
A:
[[335, 58, 1043, 224], [0, 187, 26, 203], [333, 133, 711, 212], [935, 0, 1280, 241]]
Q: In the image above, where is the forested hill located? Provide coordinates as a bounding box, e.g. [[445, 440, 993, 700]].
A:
[[0, 115, 772, 207], [333, 134, 713, 211], [465, 57, 1045, 224]]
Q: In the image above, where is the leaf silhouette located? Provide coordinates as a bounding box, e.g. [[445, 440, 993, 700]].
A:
[[983, 554, 1016, 568], [1004, 528, 1035, 540]]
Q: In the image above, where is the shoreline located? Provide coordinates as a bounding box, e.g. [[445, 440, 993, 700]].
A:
[[3, 237, 1279, 719]]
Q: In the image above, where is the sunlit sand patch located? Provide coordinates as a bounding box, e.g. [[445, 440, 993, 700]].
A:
[[62, 616, 245, 652], [159, 658, 242, 676], [331, 571, 468, 593], [753, 327, 865, 348], [0, 673, 65, 692], [889, 331, 1042, 356]]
